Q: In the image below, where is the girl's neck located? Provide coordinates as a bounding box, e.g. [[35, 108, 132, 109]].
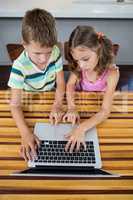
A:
[[84, 69, 98, 83]]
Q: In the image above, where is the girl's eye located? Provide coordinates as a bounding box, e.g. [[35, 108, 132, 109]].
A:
[[83, 58, 89, 61]]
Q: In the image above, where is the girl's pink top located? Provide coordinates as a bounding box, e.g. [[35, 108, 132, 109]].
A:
[[76, 68, 110, 92]]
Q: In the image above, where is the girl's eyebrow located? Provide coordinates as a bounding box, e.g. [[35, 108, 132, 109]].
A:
[[74, 56, 90, 61]]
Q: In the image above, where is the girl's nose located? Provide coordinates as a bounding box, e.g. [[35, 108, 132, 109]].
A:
[[78, 61, 85, 69]]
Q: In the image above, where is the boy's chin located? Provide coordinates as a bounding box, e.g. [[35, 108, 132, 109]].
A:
[[37, 64, 47, 69]]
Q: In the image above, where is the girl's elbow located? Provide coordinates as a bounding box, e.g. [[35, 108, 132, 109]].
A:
[[101, 108, 111, 119]]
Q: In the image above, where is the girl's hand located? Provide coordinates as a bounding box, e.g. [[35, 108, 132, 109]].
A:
[[63, 109, 80, 125], [20, 132, 40, 161], [65, 126, 86, 153], [49, 106, 64, 125]]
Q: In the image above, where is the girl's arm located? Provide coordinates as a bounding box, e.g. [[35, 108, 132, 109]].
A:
[[66, 72, 78, 110], [78, 68, 120, 132], [10, 89, 40, 160], [65, 68, 119, 152], [63, 72, 80, 125]]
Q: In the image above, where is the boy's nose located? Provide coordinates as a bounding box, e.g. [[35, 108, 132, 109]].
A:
[[39, 55, 47, 63]]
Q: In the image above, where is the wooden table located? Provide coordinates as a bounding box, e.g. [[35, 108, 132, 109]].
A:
[[0, 90, 133, 199]]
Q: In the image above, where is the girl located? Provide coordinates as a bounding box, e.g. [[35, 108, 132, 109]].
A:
[[63, 26, 119, 153]]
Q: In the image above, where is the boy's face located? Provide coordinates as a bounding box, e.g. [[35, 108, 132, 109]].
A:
[[71, 46, 99, 72], [23, 41, 53, 69]]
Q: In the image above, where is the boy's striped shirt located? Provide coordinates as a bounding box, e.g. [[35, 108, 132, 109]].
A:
[[8, 45, 63, 92]]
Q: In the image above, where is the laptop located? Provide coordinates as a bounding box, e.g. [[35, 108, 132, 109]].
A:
[[12, 122, 119, 177]]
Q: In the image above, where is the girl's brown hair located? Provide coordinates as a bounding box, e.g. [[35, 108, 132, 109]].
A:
[[68, 25, 113, 76], [22, 8, 57, 47]]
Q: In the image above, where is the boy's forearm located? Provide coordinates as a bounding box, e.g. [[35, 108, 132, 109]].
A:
[[11, 106, 30, 137], [53, 86, 65, 108]]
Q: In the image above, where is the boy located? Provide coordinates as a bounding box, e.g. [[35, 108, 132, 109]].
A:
[[8, 8, 65, 161]]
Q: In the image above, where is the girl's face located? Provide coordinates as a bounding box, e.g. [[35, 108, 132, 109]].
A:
[[71, 46, 99, 71], [23, 40, 53, 69]]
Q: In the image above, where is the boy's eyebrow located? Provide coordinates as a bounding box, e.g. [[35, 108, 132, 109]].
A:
[[33, 50, 52, 54]]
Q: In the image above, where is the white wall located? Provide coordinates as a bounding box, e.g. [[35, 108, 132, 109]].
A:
[[0, 18, 133, 65]]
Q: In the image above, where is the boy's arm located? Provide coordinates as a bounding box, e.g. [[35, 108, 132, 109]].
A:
[[10, 89, 29, 134], [10, 89, 40, 160], [52, 70, 65, 109]]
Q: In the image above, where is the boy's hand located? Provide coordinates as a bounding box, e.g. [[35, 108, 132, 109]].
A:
[[65, 126, 86, 153], [20, 132, 40, 161], [49, 106, 64, 125], [63, 108, 80, 125]]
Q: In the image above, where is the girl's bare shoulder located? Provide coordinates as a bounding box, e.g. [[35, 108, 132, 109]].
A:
[[108, 64, 119, 77], [107, 65, 120, 85]]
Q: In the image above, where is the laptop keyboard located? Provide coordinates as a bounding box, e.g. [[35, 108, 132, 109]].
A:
[[35, 140, 96, 164]]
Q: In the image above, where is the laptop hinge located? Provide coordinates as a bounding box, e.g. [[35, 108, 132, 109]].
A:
[[36, 165, 95, 170]]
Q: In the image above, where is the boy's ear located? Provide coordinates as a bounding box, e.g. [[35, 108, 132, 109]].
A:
[[21, 40, 27, 49]]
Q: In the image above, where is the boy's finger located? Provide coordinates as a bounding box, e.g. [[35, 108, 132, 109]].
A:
[[25, 147, 32, 161], [62, 115, 66, 122], [54, 117, 58, 125], [35, 137, 40, 147], [63, 115, 68, 122], [49, 115, 54, 124], [30, 144, 37, 160], [72, 116, 76, 126], [23, 150, 29, 161], [20, 146, 28, 161], [68, 115, 72, 123], [24, 147, 32, 160], [77, 116, 80, 124], [19, 145, 23, 155]]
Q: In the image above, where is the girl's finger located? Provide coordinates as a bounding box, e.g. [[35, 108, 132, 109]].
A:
[[69, 140, 76, 153], [64, 133, 71, 139], [76, 141, 81, 152], [65, 139, 72, 152], [82, 141, 86, 151]]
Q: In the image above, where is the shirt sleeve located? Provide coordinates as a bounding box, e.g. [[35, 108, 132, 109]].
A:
[[55, 54, 63, 73], [8, 60, 24, 89], [53, 45, 63, 73]]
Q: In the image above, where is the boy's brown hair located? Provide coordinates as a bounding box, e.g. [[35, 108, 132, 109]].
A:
[[68, 25, 113, 76], [22, 8, 57, 47]]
